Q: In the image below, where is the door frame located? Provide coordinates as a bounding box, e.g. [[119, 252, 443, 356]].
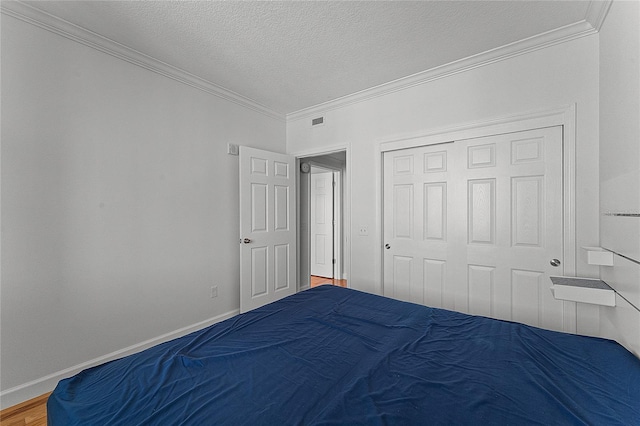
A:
[[293, 146, 350, 291], [377, 104, 577, 331]]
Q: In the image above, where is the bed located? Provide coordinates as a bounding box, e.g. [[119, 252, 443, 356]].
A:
[[48, 285, 640, 425]]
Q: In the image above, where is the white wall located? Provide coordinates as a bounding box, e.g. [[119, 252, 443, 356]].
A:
[[599, 0, 640, 262], [598, 0, 640, 357], [287, 36, 600, 299], [1, 14, 285, 406]]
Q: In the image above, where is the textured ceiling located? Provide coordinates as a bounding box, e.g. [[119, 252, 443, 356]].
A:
[[22, 1, 592, 115]]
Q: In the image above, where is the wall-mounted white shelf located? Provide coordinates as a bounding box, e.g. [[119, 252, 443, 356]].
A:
[[550, 276, 616, 307], [581, 246, 614, 266]]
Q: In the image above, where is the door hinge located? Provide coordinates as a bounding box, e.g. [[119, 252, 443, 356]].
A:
[[332, 259, 336, 264]]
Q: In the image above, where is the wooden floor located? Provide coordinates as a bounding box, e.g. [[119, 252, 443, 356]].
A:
[[310, 275, 347, 288], [2, 277, 346, 425], [0, 393, 50, 426]]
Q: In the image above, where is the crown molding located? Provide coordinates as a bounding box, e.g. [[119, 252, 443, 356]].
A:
[[2, 0, 611, 124], [378, 104, 574, 152], [585, 0, 613, 31], [1, 1, 285, 122], [287, 1, 610, 122]]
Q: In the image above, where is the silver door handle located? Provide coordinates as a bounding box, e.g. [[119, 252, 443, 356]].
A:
[[385, 244, 390, 249], [550, 259, 561, 267], [243, 238, 252, 244]]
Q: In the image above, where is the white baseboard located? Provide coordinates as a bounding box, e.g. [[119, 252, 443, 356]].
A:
[[0, 309, 240, 410]]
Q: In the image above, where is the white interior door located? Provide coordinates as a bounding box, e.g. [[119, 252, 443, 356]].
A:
[[383, 126, 569, 332], [310, 169, 334, 278], [239, 146, 296, 313]]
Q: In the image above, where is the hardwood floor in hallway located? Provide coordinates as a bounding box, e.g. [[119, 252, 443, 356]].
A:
[[310, 275, 347, 288]]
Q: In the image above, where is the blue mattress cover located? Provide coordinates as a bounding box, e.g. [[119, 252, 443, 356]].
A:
[[48, 286, 640, 425]]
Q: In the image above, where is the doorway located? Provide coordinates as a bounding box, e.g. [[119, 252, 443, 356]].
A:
[[299, 151, 347, 290]]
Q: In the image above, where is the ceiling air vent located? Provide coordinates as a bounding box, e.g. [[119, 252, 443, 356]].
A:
[[311, 117, 324, 126]]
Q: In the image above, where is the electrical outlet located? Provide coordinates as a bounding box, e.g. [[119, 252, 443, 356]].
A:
[[359, 226, 369, 236], [210, 286, 218, 298]]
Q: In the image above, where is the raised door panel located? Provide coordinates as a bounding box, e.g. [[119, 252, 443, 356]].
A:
[[274, 244, 290, 291], [274, 185, 290, 231], [394, 184, 414, 239], [511, 269, 543, 326], [251, 247, 268, 297], [468, 179, 496, 245], [424, 183, 447, 241], [251, 184, 268, 232], [423, 258, 446, 308], [392, 255, 413, 303], [468, 264, 494, 317], [512, 176, 543, 247]]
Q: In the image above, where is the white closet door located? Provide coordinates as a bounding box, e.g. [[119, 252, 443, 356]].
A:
[[383, 142, 458, 311], [383, 127, 569, 332]]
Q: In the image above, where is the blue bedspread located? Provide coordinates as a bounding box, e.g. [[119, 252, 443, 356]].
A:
[[48, 286, 640, 425]]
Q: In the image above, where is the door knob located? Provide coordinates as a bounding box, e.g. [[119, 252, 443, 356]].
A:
[[385, 244, 390, 249], [550, 259, 561, 267], [243, 238, 252, 244]]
